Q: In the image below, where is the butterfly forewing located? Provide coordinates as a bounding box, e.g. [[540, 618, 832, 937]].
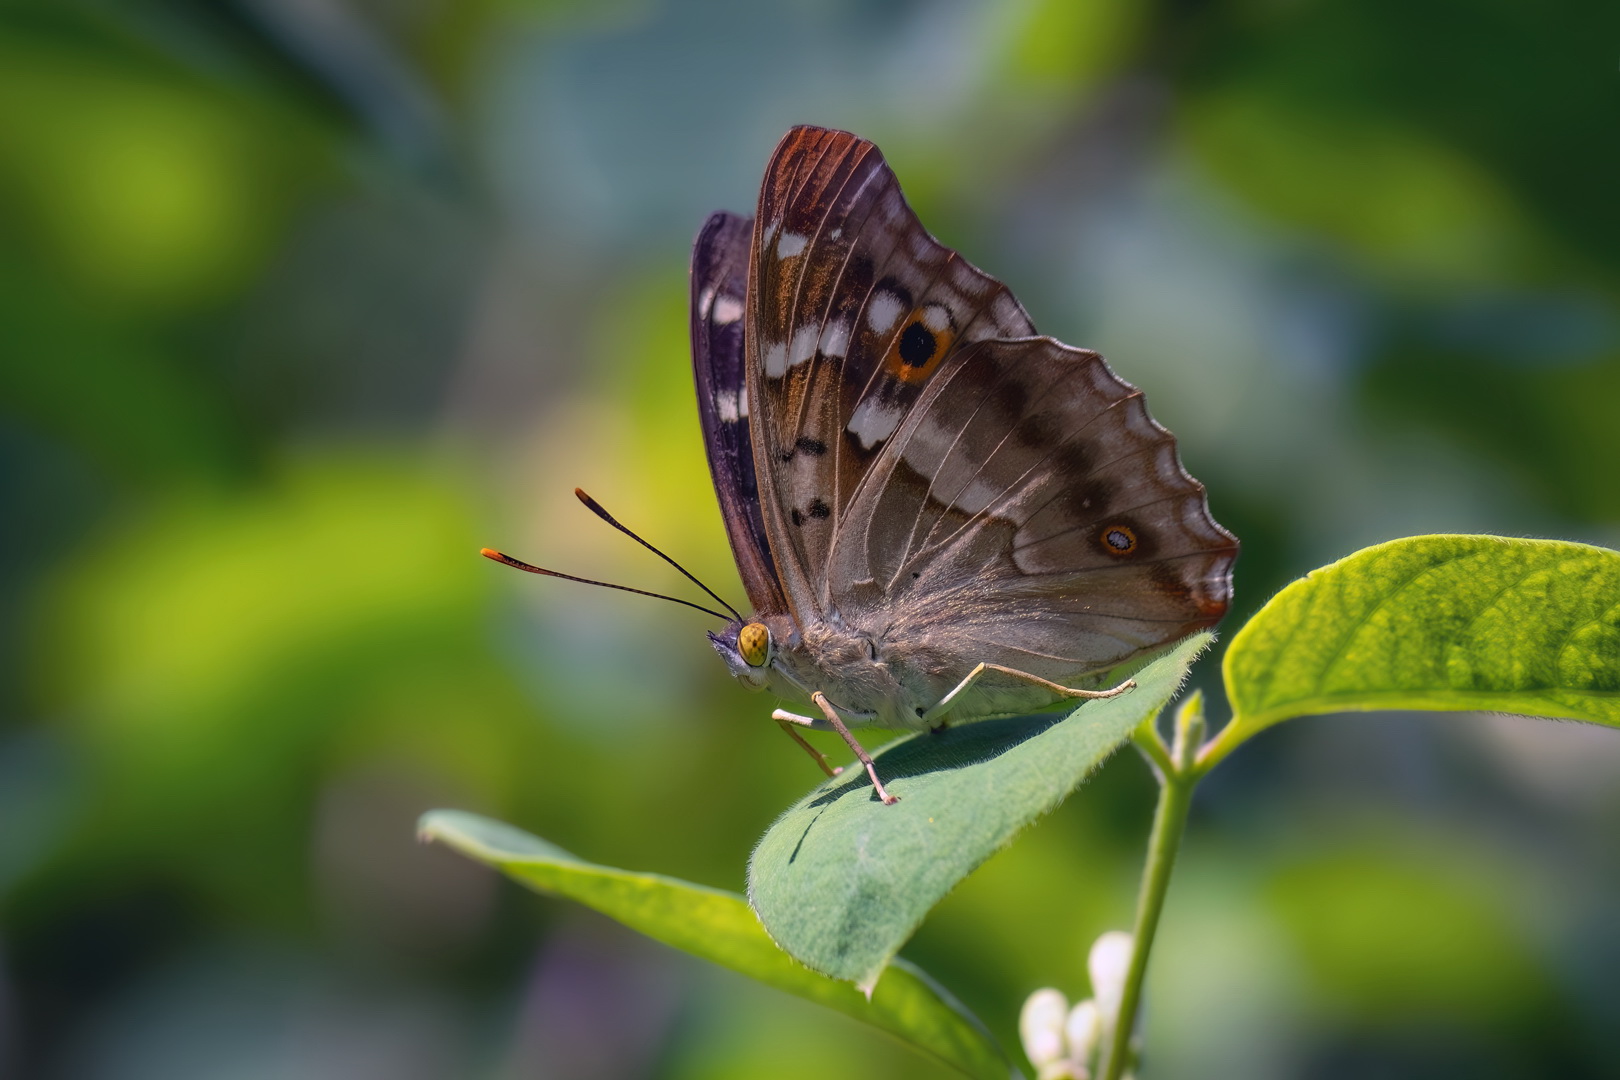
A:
[[691, 210, 788, 617], [747, 127, 1036, 620]]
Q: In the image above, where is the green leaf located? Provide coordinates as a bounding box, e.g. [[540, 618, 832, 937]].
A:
[[417, 810, 1019, 1080], [748, 635, 1212, 988], [1207, 535, 1620, 769]]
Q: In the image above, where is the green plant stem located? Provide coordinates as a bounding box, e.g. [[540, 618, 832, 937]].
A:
[[1099, 699, 1204, 1080], [1130, 718, 1175, 780], [1190, 716, 1244, 778]]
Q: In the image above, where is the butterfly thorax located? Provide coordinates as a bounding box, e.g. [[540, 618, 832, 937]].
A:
[[710, 612, 912, 728], [771, 616, 910, 725]]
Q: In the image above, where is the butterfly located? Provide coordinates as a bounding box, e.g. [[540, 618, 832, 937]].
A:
[[687, 126, 1237, 804], [486, 125, 1236, 806]]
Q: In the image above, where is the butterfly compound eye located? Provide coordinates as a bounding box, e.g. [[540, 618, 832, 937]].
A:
[[737, 622, 772, 667]]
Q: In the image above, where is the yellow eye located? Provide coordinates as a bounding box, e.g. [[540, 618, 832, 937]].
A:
[[737, 621, 771, 667]]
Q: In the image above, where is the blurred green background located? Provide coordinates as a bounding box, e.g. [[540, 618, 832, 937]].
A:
[[3, 1, 1618, 1077]]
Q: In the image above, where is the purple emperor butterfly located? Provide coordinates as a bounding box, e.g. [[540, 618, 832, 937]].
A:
[[691, 126, 1236, 804], [489, 126, 1236, 805]]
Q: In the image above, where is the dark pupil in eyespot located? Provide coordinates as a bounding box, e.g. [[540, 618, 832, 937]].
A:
[[897, 322, 937, 367]]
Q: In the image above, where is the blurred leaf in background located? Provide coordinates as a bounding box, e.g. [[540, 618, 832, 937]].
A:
[[2, 1, 1618, 1078]]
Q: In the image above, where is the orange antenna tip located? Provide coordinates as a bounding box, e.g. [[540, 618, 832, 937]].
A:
[[480, 548, 504, 561]]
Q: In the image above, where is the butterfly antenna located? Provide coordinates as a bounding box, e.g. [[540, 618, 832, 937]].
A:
[[479, 549, 733, 622], [572, 488, 744, 621]]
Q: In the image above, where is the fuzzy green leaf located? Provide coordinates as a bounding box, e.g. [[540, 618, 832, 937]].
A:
[[1208, 535, 1620, 768], [748, 634, 1211, 988], [418, 810, 1018, 1080]]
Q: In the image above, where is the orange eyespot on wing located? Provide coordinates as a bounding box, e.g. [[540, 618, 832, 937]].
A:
[[738, 621, 772, 666], [1100, 525, 1138, 556], [882, 305, 957, 385]]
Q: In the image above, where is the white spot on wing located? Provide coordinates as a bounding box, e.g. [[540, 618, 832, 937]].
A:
[[715, 388, 740, 422], [697, 285, 716, 319], [921, 304, 951, 333], [867, 291, 904, 333], [777, 231, 808, 259], [819, 318, 852, 359], [764, 341, 787, 376], [950, 477, 1001, 514], [788, 322, 819, 367], [712, 294, 743, 325], [848, 398, 901, 449]]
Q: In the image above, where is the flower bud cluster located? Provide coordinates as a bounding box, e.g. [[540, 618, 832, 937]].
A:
[[1018, 931, 1136, 1080]]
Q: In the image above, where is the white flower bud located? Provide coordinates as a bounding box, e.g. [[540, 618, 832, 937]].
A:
[[1019, 987, 1069, 1067], [1065, 998, 1101, 1070], [1087, 930, 1134, 1029]]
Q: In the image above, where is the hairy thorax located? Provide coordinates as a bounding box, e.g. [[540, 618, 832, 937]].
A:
[[766, 616, 923, 729]]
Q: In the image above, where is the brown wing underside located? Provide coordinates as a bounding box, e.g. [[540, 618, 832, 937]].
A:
[[746, 126, 1035, 621], [739, 125, 1236, 683], [831, 336, 1237, 680]]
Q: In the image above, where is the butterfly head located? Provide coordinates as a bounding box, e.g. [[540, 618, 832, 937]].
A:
[[708, 619, 779, 690]]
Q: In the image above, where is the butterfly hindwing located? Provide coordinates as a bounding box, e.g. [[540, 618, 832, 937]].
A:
[[691, 210, 788, 617], [829, 335, 1237, 688], [747, 126, 1036, 619]]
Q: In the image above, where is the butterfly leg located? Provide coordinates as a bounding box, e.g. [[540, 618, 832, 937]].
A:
[[771, 715, 844, 777], [802, 692, 897, 805], [921, 664, 1136, 729]]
